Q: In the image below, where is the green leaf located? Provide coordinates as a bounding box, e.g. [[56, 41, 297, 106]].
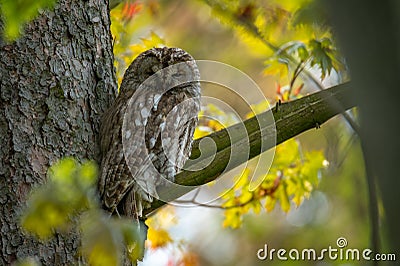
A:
[[21, 158, 99, 239], [0, 0, 57, 41], [48, 157, 77, 184], [80, 212, 146, 265], [13, 258, 40, 266], [309, 38, 336, 79], [301, 150, 325, 185], [273, 139, 300, 167], [291, 0, 328, 29], [78, 161, 99, 188], [21, 182, 75, 239], [80, 212, 123, 266], [297, 44, 309, 61], [120, 220, 147, 262]]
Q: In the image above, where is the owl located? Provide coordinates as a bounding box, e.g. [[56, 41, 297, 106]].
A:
[[98, 47, 201, 219]]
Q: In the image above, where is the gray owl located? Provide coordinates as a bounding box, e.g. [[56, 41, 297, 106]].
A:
[[98, 47, 201, 219]]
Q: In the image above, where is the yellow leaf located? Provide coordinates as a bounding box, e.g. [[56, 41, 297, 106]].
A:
[[48, 157, 77, 184], [278, 185, 291, 212], [292, 192, 303, 207], [208, 119, 225, 131], [87, 244, 119, 266], [147, 228, 172, 249], [251, 201, 262, 214], [273, 139, 300, 166], [193, 126, 213, 139], [78, 161, 98, 188], [21, 187, 71, 240], [246, 100, 271, 118], [222, 209, 242, 229], [80, 212, 123, 266], [263, 59, 288, 79], [265, 196, 277, 212]]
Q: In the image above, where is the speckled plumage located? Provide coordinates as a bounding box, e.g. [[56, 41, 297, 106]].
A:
[[98, 47, 201, 219]]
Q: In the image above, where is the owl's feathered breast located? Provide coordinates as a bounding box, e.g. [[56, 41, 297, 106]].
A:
[[98, 47, 200, 218]]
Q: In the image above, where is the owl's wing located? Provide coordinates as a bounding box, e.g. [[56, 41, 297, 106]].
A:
[[98, 92, 157, 214], [145, 89, 200, 183], [98, 96, 133, 212], [99, 84, 200, 217]]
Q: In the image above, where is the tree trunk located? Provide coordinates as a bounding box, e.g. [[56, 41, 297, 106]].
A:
[[0, 0, 116, 264], [326, 0, 400, 254]]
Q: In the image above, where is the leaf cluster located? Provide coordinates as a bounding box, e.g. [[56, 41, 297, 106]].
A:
[[222, 139, 325, 229], [20, 158, 146, 266], [0, 0, 57, 41], [203, 0, 346, 89]]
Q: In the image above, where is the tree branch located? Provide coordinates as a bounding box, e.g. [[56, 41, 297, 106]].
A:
[[145, 82, 355, 215]]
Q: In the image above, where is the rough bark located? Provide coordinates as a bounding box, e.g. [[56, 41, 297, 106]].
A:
[[0, 0, 116, 264]]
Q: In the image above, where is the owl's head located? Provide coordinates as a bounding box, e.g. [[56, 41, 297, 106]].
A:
[[120, 47, 200, 95]]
